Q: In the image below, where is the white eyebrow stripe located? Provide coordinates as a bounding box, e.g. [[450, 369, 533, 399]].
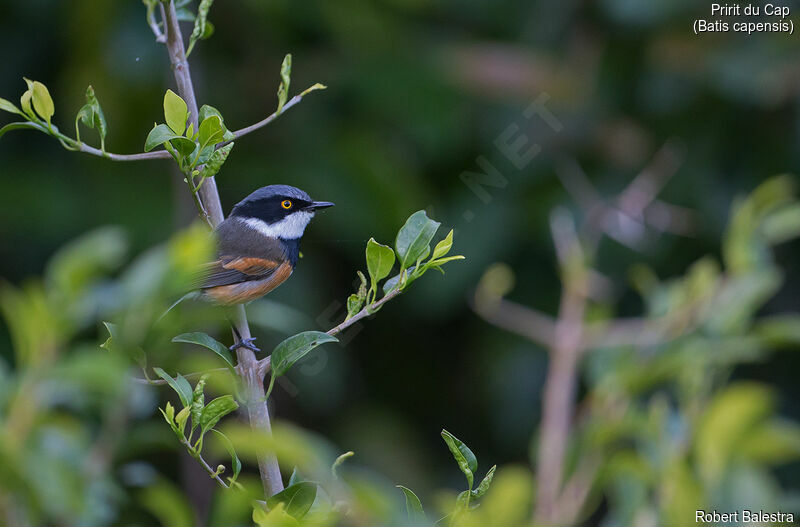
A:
[[242, 212, 314, 240]]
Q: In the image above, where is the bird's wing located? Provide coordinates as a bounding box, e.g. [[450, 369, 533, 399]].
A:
[[198, 217, 291, 290], [200, 256, 282, 289]]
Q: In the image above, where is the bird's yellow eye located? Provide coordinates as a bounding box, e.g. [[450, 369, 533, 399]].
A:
[[281, 200, 292, 210]]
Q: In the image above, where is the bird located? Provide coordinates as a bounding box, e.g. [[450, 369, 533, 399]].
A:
[[199, 184, 334, 351]]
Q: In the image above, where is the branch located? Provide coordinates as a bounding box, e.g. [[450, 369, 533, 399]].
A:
[[132, 367, 230, 385], [471, 296, 556, 349], [72, 93, 309, 163], [161, 0, 283, 498], [145, 1, 167, 43], [74, 66, 318, 164], [180, 438, 229, 489], [227, 94, 305, 143], [77, 142, 172, 161], [255, 288, 404, 378], [327, 288, 402, 337], [534, 218, 588, 525], [552, 454, 600, 525], [556, 139, 690, 251]]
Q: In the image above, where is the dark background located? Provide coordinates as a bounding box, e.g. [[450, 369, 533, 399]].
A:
[[1, 0, 799, 503]]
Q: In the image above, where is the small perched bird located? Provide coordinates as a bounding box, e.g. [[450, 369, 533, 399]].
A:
[[200, 184, 333, 349]]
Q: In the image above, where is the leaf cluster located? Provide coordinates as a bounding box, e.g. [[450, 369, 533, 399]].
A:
[[396, 430, 496, 526], [346, 210, 464, 320], [158, 369, 242, 486]]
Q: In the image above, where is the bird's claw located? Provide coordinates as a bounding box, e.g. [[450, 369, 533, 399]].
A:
[[230, 337, 260, 353]]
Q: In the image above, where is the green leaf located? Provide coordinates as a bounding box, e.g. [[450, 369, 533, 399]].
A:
[[211, 429, 241, 482], [397, 485, 426, 522], [395, 211, 440, 270], [429, 255, 465, 266], [99, 321, 120, 352], [160, 402, 182, 437], [187, 0, 214, 56], [425, 255, 465, 273], [276, 54, 292, 114], [441, 429, 477, 489], [346, 272, 368, 320], [75, 85, 107, 149], [26, 79, 54, 126], [271, 331, 338, 377], [191, 376, 207, 432], [162, 401, 175, 424], [266, 482, 317, 520], [332, 451, 354, 479], [471, 465, 496, 498], [754, 314, 800, 347], [175, 406, 191, 435], [145, 123, 182, 151], [299, 83, 327, 97], [431, 229, 454, 260], [366, 238, 395, 296], [382, 266, 417, 294], [763, 204, 800, 244], [20, 89, 33, 119], [253, 503, 296, 527], [198, 115, 225, 147], [0, 122, 42, 140], [174, 140, 198, 160], [202, 20, 215, 39], [739, 419, 800, 464], [144, 124, 195, 159], [696, 383, 775, 484], [346, 293, 364, 319], [200, 395, 238, 436], [199, 142, 234, 178], [288, 467, 302, 487], [0, 97, 24, 116], [198, 104, 225, 127], [164, 89, 188, 135], [266, 331, 338, 400], [172, 332, 234, 368], [454, 490, 471, 515], [153, 367, 193, 408]]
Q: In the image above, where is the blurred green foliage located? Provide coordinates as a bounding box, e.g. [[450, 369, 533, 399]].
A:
[[1, 174, 798, 525]]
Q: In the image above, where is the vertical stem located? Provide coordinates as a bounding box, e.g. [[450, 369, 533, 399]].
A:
[[231, 307, 284, 493], [534, 275, 586, 525], [162, 0, 284, 497]]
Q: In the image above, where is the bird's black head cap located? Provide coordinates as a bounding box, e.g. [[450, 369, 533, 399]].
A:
[[229, 184, 333, 225]]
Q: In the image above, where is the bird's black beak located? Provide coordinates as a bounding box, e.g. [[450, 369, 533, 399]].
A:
[[306, 200, 335, 211]]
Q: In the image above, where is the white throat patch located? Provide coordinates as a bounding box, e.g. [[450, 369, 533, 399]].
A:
[[242, 211, 314, 240]]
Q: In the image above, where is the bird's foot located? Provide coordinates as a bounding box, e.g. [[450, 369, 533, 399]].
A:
[[230, 337, 260, 353]]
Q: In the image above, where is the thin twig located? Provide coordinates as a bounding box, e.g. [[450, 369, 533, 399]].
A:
[[616, 140, 685, 219], [132, 367, 231, 385], [227, 95, 305, 142], [77, 142, 172, 161], [556, 140, 690, 252], [254, 288, 404, 378], [146, 1, 167, 43], [180, 438, 229, 488], [327, 288, 402, 337]]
